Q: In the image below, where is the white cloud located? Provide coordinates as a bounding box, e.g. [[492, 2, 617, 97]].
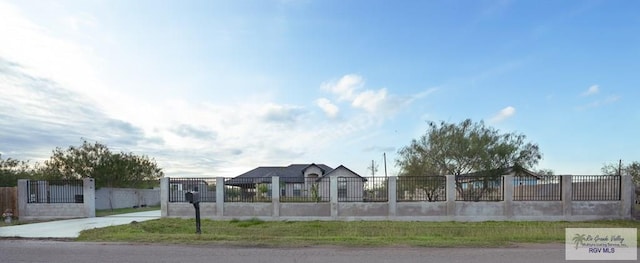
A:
[[260, 103, 305, 123], [490, 106, 516, 123], [352, 88, 388, 113], [316, 98, 339, 118], [321, 74, 364, 101], [581, 85, 599, 96], [576, 95, 621, 110], [321, 74, 433, 117]]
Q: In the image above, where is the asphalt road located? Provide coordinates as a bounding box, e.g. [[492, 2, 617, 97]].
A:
[[0, 240, 630, 263]]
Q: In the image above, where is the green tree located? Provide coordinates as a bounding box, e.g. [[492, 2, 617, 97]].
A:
[[396, 119, 542, 200], [0, 155, 35, 186], [601, 160, 640, 185], [38, 140, 164, 188]]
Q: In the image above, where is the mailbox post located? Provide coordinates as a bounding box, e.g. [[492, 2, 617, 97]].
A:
[[185, 191, 201, 234]]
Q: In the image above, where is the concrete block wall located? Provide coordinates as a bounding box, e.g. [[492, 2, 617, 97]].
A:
[[95, 188, 160, 210], [17, 178, 95, 220], [161, 175, 635, 221]]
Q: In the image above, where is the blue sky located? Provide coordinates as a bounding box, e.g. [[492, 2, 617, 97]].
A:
[[1, 0, 638, 177]]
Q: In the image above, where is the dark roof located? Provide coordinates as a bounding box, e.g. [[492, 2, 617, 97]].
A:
[[324, 165, 367, 182], [226, 164, 334, 186]]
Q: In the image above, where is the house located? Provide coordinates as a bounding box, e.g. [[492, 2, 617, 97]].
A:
[[226, 163, 366, 201], [168, 179, 214, 202]]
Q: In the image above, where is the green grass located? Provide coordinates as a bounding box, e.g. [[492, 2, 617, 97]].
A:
[[95, 206, 160, 217], [77, 219, 640, 247]]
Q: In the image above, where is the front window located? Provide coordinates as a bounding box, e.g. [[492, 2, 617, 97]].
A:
[[338, 179, 347, 199], [293, 184, 302, 197]]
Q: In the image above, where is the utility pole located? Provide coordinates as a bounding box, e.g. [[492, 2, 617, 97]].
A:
[[618, 159, 623, 176], [383, 152, 387, 177], [368, 160, 378, 176]]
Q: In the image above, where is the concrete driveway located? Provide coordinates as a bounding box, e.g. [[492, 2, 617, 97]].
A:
[[0, 210, 160, 238]]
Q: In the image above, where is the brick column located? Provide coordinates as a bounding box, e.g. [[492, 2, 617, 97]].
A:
[[562, 175, 572, 219], [17, 179, 28, 219], [272, 176, 280, 218], [160, 177, 169, 217], [388, 176, 397, 217], [503, 175, 513, 218], [330, 176, 338, 218], [446, 175, 456, 218], [83, 178, 95, 218], [216, 177, 224, 217]]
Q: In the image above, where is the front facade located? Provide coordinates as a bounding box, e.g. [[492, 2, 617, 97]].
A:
[[229, 163, 366, 201]]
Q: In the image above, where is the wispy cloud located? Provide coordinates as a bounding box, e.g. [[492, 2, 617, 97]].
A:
[[489, 106, 516, 123], [581, 85, 599, 96], [315, 98, 339, 118], [260, 103, 306, 123], [321, 74, 433, 118], [576, 95, 621, 111], [1, 60, 381, 177]]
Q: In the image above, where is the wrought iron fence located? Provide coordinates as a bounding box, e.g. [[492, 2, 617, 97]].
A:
[[572, 175, 621, 201], [513, 176, 562, 201], [455, 175, 504, 201], [168, 178, 217, 202], [278, 177, 330, 202], [338, 176, 388, 202], [224, 177, 272, 202], [27, 180, 84, 203], [397, 176, 446, 202]]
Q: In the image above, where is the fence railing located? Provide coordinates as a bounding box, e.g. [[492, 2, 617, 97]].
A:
[[397, 176, 446, 202], [337, 176, 389, 202], [278, 177, 330, 202], [169, 178, 217, 202], [224, 177, 272, 202], [27, 180, 83, 203], [455, 175, 504, 201], [572, 175, 621, 201], [165, 175, 625, 203], [513, 176, 562, 201]]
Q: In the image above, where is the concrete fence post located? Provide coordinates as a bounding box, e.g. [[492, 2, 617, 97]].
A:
[[503, 175, 513, 219], [388, 176, 397, 217], [216, 177, 224, 217], [17, 179, 28, 219], [160, 177, 169, 217], [621, 175, 633, 219], [330, 176, 338, 218], [446, 175, 456, 218], [272, 176, 280, 218], [562, 175, 572, 219], [83, 178, 96, 218]]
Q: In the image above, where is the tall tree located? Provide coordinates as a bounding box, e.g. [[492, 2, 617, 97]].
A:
[[38, 140, 163, 188], [396, 119, 542, 200], [0, 155, 34, 187], [601, 160, 640, 185]]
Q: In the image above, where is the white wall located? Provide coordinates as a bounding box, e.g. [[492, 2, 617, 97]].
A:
[[95, 188, 160, 210]]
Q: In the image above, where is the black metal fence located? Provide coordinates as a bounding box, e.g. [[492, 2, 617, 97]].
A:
[[572, 175, 621, 201], [513, 176, 562, 201], [338, 176, 388, 202], [224, 177, 272, 202], [27, 180, 84, 203], [397, 176, 446, 202], [455, 175, 504, 201], [166, 175, 625, 203], [279, 177, 330, 202], [168, 178, 217, 202]]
